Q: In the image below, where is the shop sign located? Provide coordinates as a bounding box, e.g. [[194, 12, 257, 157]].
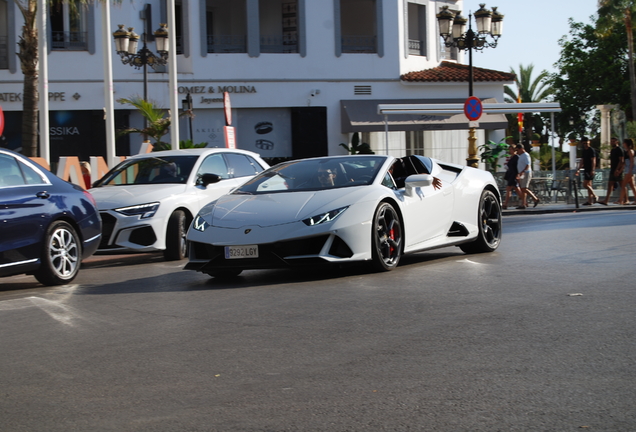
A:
[[178, 85, 257, 105]]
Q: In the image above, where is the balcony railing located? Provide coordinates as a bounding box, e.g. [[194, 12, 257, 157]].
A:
[[52, 31, 87, 51], [207, 35, 247, 53], [260, 34, 298, 53], [408, 39, 424, 56], [0, 36, 8, 69], [341, 35, 376, 53]]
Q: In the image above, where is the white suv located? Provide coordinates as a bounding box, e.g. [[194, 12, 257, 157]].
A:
[[90, 148, 269, 260]]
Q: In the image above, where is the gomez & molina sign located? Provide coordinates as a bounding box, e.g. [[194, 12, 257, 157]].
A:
[[178, 85, 257, 105]]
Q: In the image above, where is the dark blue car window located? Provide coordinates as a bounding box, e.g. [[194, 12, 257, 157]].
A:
[[0, 154, 26, 187], [20, 161, 47, 185]]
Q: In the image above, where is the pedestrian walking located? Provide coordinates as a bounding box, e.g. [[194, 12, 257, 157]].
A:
[[502, 145, 521, 209], [575, 137, 598, 205], [515, 144, 539, 209], [599, 137, 625, 205], [618, 138, 635, 205]]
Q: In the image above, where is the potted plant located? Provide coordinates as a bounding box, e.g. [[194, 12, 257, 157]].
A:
[[339, 132, 374, 154], [478, 137, 511, 174]]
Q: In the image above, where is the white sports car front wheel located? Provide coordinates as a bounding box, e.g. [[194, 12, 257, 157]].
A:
[[371, 202, 403, 272]]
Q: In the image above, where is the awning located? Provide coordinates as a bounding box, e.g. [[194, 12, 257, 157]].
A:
[[341, 98, 508, 133]]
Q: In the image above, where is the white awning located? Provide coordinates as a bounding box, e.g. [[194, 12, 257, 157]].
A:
[[340, 98, 508, 133]]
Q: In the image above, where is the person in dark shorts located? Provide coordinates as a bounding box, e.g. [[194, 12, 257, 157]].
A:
[[599, 137, 625, 205], [575, 137, 598, 205], [502, 145, 521, 209]]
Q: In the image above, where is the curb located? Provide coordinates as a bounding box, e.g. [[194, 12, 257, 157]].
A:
[[503, 203, 636, 216]]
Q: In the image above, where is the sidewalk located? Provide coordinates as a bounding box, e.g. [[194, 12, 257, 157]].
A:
[[502, 200, 636, 216]]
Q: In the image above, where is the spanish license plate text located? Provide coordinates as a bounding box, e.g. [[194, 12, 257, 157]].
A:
[[224, 245, 259, 259]]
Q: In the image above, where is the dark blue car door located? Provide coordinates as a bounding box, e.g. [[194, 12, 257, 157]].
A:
[[0, 154, 54, 270]]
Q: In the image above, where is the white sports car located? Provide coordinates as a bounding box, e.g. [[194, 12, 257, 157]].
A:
[[185, 154, 502, 277], [90, 148, 268, 260]]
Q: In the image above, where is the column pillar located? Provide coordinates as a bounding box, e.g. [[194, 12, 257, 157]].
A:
[[569, 139, 578, 170], [532, 142, 541, 171], [597, 104, 617, 148], [467, 127, 478, 168]]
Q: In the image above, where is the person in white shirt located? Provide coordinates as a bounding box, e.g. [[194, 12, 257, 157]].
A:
[[515, 144, 540, 209]]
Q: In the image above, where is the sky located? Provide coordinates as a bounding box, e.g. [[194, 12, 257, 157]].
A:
[[467, 0, 600, 77]]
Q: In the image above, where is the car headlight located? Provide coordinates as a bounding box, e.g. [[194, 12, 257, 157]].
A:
[[114, 202, 160, 219], [302, 207, 348, 226], [192, 214, 210, 232]]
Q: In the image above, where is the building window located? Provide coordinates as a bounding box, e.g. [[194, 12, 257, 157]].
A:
[[407, 2, 426, 56], [50, 3, 87, 51], [175, 1, 183, 54], [340, 0, 376, 53], [259, 0, 298, 53], [0, 0, 8, 69], [406, 131, 424, 156], [206, 0, 247, 53]]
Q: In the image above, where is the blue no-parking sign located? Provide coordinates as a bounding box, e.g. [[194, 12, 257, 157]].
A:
[[464, 96, 483, 121]]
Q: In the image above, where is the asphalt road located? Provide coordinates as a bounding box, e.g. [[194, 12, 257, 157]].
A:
[[1, 210, 635, 431]]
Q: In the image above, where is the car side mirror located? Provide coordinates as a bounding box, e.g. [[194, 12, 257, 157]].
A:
[[404, 174, 433, 196], [198, 173, 222, 187], [405, 174, 433, 187]]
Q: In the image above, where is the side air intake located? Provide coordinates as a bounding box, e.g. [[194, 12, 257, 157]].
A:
[[447, 221, 469, 237]]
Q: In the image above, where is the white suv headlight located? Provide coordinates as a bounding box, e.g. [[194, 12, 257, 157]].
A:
[[115, 202, 160, 219]]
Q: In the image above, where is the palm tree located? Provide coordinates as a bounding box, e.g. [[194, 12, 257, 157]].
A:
[[15, 0, 96, 157], [505, 64, 554, 144], [597, 0, 636, 121], [116, 97, 172, 151], [14, 0, 38, 157]]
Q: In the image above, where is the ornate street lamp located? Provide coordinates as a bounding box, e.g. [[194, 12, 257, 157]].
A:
[[437, 3, 504, 167], [437, 4, 503, 96], [113, 23, 170, 102]]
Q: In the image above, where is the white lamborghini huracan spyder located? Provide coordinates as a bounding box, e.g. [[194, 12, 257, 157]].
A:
[[185, 154, 502, 278]]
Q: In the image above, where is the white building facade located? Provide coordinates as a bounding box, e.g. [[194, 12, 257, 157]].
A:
[[0, 0, 512, 166]]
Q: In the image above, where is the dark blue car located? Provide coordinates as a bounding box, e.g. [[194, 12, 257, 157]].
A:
[[0, 148, 101, 285]]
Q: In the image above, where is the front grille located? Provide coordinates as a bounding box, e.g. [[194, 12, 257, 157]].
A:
[[99, 212, 117, 248], [196, 235, 332, 271]]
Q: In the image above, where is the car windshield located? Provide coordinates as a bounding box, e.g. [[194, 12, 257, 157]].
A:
[[235, 156, 386, 194], [96, 156, 199, 186]]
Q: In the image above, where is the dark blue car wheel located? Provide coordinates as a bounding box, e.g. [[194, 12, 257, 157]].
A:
[[34, 220, 81, 286]]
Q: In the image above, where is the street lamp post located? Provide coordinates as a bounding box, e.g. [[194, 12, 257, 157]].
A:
[[437, 4, 504, 167], [113, 23, 169, 103], [182, 92, 194, 142]]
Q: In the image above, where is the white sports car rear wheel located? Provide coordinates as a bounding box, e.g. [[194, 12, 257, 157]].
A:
[[371, 202, 402, 271], [460, 189, 502, 254]]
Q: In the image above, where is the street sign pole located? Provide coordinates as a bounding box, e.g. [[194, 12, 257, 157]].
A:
[[464, 97, 483, 167]]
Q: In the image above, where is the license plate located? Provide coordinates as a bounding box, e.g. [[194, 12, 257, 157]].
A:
[[224, 245, 259, 259]]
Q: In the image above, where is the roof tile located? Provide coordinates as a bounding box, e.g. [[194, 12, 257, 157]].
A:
[[401, 61, 516, 83]]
